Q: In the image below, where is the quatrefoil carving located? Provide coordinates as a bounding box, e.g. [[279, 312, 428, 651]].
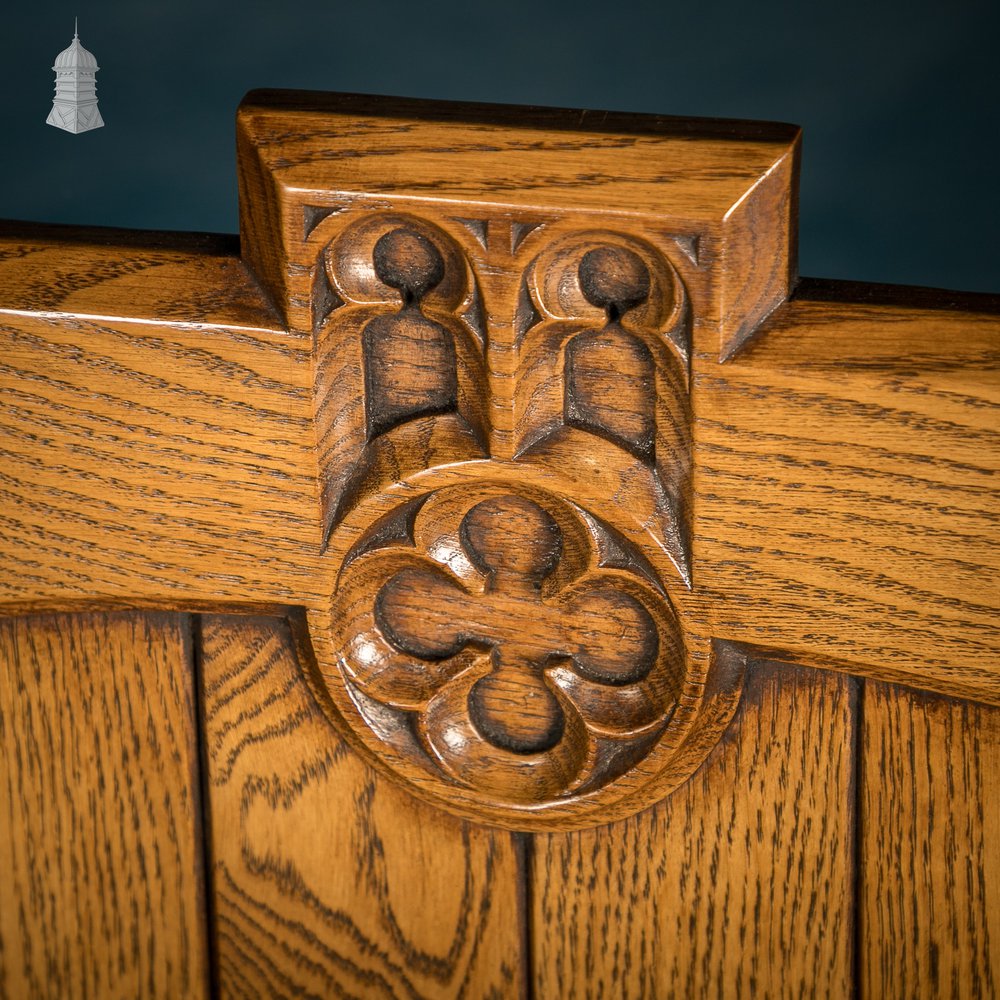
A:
[[333, 485, 686, 805]]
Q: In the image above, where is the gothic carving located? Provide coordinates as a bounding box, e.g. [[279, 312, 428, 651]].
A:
[[313, 215, 489, 537], [363, 229, 457, 439], [514, 231, 692, 578], [308, 208, 704, 821], [332, 483, 686, 805]]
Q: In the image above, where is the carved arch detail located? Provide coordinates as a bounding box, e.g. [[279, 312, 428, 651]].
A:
[[513, 230, 692, 579], [307, 207, 708, 826], [313, 213, 490, 537]]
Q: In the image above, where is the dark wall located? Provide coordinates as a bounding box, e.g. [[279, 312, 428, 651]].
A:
[[1, 0, 996, 291]]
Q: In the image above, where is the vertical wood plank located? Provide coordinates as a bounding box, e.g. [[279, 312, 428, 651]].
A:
[[860, 682, 1000, 998], [199, 614, 522, 999], [0, 611, 209, 1000], [531, 662, 856, 999]]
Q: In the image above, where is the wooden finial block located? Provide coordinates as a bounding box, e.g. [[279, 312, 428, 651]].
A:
[[233, 91, 798, 827]]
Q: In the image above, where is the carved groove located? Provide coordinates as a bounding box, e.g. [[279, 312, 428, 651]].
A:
[[564, 247, 658, 461], [513, 277, 544, 344], [565, 328, 656, 462], [452, 217, 490, 250], [513, 231, 693, 578], [312, 257, 344, 332], [510, 220, 545, 253], [363, 229, 458, 439], [670, 232, 700, 265], [578, 245, 652, 318], [303, 203, 345, 240]]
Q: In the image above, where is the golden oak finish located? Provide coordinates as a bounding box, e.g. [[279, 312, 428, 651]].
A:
[[0, 612, 208, 1000], [0, 239, 317, 610], [235, 89, 798, 355], [323, 482, 754, 829], [199, 614, 522, 999], [0, 223, 280, 331], [0, 89, 998, 997], [697, 281, 1000, 703], [532, 662, 856, 998], [0, 96, 992, 710], [861, 681, 1000, 998]]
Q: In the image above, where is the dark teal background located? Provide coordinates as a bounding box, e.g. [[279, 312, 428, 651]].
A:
[[2, 1, 997, 291]]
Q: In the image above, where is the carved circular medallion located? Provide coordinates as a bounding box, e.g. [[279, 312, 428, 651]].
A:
[[325, 481, 703, 827]]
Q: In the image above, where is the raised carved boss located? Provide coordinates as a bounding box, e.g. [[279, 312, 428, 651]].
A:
[[335, 484, 684, 804]]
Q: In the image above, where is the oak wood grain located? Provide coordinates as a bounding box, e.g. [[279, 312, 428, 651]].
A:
[[0, 93, 995, 720], [0, 243, 320, 609], [236, 88, 798, 351], [0, 88, 998, 995], [530, 661, 857, 998], [0, 611, 208, 1000], [696, 282, 1000, 703], [318, 482, 749, 831], [860, 680, 1000, 998], [198, 613, 522, 999], [0, 221, 280, 331]]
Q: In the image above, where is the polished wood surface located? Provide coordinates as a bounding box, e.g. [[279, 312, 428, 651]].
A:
[[532, 661, 856, 998], [699, 279, 1000, 704], [0, 89, 997, 996], [0, 223, 279, 331], [0, 97, 992, 705], [235, 88, 798, 357], [0, 612, 208, 1000], [327, 479, 730, 828], [861, 681, 1000, 998], [199, 614, 522, 999]]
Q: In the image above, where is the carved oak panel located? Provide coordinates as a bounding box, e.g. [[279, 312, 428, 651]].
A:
[[302, 199, 738, 826], [335, 484, 683, 803], [2, 88, 998, 997], [216, 93, 801, 828]]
